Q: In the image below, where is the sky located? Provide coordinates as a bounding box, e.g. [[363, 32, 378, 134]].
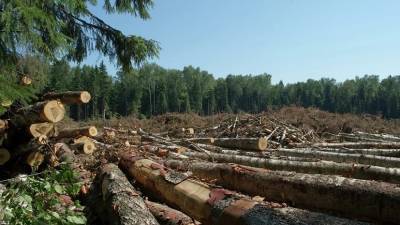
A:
[[84, 0, 400, 83]]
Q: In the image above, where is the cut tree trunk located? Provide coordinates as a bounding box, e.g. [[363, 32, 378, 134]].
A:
[[14, 100, 65, 125], [0, 148, 10, 165], [90, 163, 159, 225], [213, 137, 268, 151], [42, 91, 91, 104], [291, 141, 400, 149], [299, 147, 400, 157], [25, 151, 45, 168], [274, 148, 400, 168], [183, 151, 400, 184], [165, 160, 400, 224], [145, 200, 195, 225], [185, 138, 215, 144], [70, 140, 96, 154], [28, 122, 56, 138], [56, 126, 98, 139], [20, 75, 32, 86], [119, 155, 368, 225], [0, 119, 7, 135]]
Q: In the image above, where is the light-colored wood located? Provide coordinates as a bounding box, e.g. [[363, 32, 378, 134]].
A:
[[0, 99, 12, 107], [20, 75, 32, 86], [42, 91, 91, 104], [26, 151, 44, 168], [71, 140, 96, 154], [15, 100, 65, 124], [56, 126, 97, 139], [213, 137, 268, 151], [29, 123, 56, 138], [0, 148, 10, 165]]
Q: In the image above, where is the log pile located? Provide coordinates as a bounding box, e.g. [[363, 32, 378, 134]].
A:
[[5, 101, 400, 224], [0, 89, 98, 174], [80, 113, 400, 225]]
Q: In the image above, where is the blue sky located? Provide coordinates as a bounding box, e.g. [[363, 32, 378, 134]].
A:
[[84, 0, 400, 83]]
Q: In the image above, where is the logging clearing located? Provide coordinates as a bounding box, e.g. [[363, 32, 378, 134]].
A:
[[2, 87, 400, 224]]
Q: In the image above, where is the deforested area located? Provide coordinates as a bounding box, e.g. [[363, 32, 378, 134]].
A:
[[2, 1, 400, 225]]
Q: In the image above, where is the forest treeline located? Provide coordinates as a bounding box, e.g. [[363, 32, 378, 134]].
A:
[[24, 57, 400, 120]]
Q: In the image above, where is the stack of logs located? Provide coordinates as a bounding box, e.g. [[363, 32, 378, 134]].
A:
[[0, 89, 98, 173], [85, 121, 400, 225]]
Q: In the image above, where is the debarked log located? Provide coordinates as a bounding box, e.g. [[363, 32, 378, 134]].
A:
[[119, 154, 369, 225], [165, 160, 400, 224]]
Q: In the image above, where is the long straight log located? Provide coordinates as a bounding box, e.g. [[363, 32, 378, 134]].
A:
[[119, 155, 368, 225], [165, 160, 400, 224], [292, 141, 400, 149], [89, 163, 159, 225], [14, 100, 65, 125], [42, 91, 91, 104], [183, 151, 400, 183], [213, 137, 268, 151], [145, 200, 195, 225], [56, 126, 98, 139], [70, 140, 96, 154], [274, 148, 400, 168], [302, 147, 400, 157]]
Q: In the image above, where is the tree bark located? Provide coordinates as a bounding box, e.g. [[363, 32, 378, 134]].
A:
[[119, 155, 368, 225], [13, 100, 65, 126], [42, 91, 91, 104], [274, 148, 400, 168], [56, 126, 98, 139], [165, 160, 400, 224], [298, 147, 400, 157], [213, 137, 268, 151], [145, 200, 196, 225], [70, 140, 96, 154], [185, 138, 215, 144], [291, 141, 400, 149], [90, 163, 159, 225], [183, 151, 400, 184]]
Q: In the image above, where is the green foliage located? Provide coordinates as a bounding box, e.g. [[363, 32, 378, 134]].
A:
[[0, 165, 86, 225], [0, 0, 159, 115]]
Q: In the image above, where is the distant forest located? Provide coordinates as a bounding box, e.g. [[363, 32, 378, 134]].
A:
[[24, 57, 400, 120]]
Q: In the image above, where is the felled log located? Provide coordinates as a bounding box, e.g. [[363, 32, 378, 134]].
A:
[[184, 151, 400, 183], [56, 126, 98, 139], [20, 75, 32, 86], [275, 148, 400, 168], [145, 200, 195, 225], [70, 139, 96, 154], [300, 147, 400, 157], [26, 151, 45, 168], [119, 155, 368, 225], [14, 100, 65, 125], [90, 163, 159, 225], [54, 143, 75, 163], [0, 148, 10, 165], [0, 99, 12, 107], [185, 138, 215, 144], [0, 119, 7, 135], [165, 160, 400, 224], [213, 137, 268, 151], [292, 141, 400, 149], [29, 122, 56, 138], [42, 91, 91, 104]]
